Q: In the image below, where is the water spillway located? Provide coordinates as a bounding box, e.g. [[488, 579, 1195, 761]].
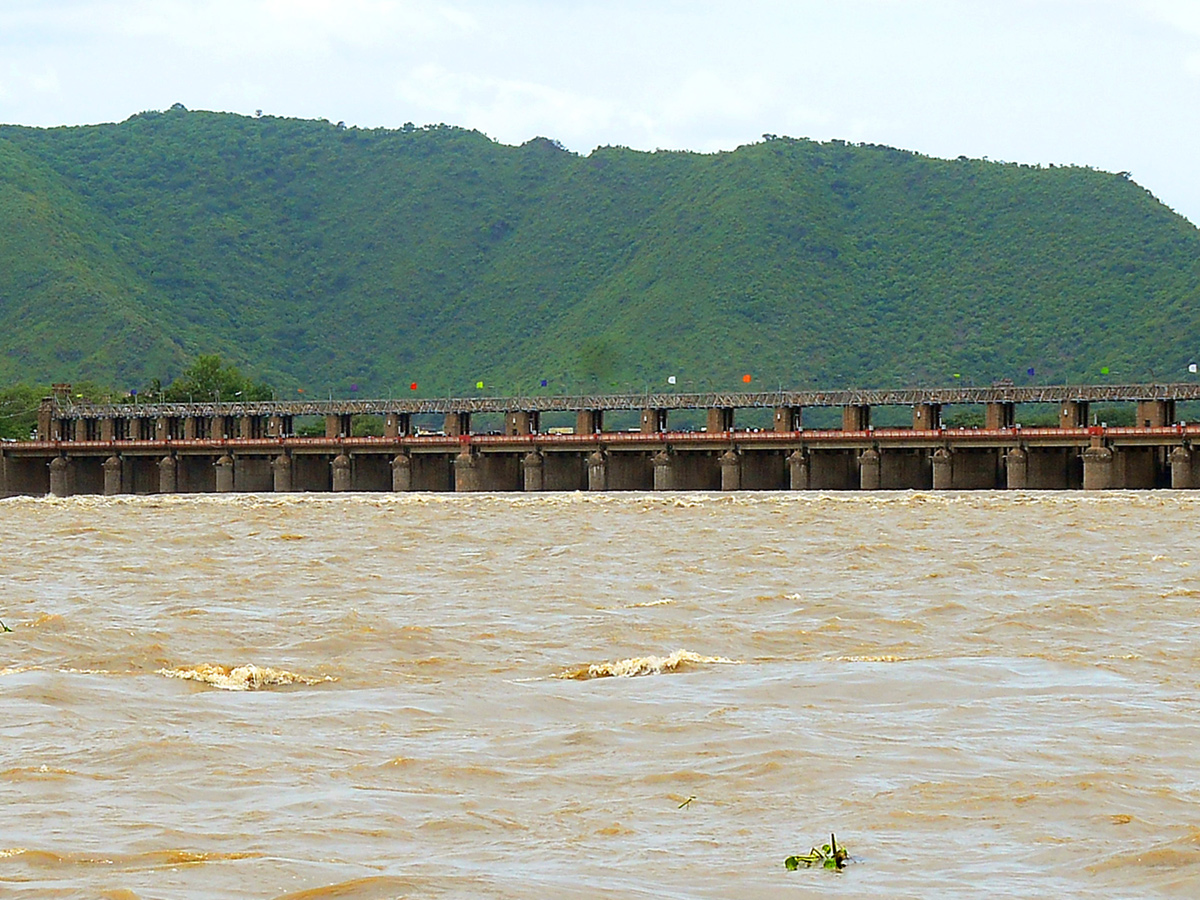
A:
[[5, 384, 1198, 495]]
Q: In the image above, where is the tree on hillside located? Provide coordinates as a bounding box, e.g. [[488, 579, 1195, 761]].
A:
[[162, 355, 273, 402]]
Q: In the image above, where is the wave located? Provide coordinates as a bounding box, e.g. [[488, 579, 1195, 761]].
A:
[[556, 649, 737, 680], [156, 663, 335, 691]]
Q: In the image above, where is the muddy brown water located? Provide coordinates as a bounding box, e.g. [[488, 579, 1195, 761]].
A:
[[2, 491, 1199, 898]]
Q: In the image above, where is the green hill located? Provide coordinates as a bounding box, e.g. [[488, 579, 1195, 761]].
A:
[[1, 104, 1198, 397]]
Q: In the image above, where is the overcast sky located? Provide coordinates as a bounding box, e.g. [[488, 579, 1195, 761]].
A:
[[2, 0, 1199, 224]]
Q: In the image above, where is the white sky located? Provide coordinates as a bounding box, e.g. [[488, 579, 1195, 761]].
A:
[[2, 0, 1199, 224]]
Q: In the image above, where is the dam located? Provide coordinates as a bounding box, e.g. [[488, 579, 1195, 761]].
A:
[[6, 382, 1200, 496]]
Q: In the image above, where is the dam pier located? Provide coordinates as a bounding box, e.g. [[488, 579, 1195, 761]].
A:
[[6, 383, 1200, 496]]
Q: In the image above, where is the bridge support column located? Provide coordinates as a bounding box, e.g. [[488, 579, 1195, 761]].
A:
[[1005, 447, 1028, 489], [103, 456, 122, 495], [385, 413, 411, 438], [720, 449, 741, 491], [1170, 446, 1192, 489], [587, 450, 607, 491], [391, 453, 412, 491], [49, 456, 72, 497], [215, 455, 234, 492], [774, 407, 801, 432], [1136, 400, 1175, 428], [1060, 401, 1089, 428], [454, 449, 480, 492], [158, 455, 177, 494], [211, 416, 229, 440], [1082, 445, 1114, 490], [444, 412, 470, 437], [859, 448, 881, 490], [325, 414, 352, 439], [641, 409, 668, 433], [506, 411, 539, 435], [931, 448, 953, 490], [707, 409, 734, 434], [843, 405, 871, 431], [332, 454, 352, 492], [913, 404, 941, 430], [523, 451, 544, 491], [272, 454, 293, 492], [577, 410, 602, 434], [788, 450, 809, 489], [653, 449, 675, 490], [986, 403, 1015, 429]]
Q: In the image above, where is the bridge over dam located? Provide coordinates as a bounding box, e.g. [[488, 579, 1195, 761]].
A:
[[8, 382, 1200, 496]]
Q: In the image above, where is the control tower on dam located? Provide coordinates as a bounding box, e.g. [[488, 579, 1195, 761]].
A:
[[5, 383, 1200, 496]]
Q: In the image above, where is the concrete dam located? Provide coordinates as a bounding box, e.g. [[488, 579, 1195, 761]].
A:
[[7, 383, 1200, 496]]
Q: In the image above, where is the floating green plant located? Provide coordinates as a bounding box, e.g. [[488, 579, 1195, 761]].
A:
[[0, 619, 11, 633], [785, 834, 848, 871]]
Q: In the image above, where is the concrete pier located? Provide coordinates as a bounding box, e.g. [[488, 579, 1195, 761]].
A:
[[522, 451, 544, 491], [652, 449, 675, 491], [1082, 444, 1114, 490], [158, 455, 177, 494], [1060, 401, 1089, 429], [1171, 446, 1192, 489], [587, 450, 607, 491], [272, 454, 293, 492], [215, 455, 234, 492], [913, 404, 941, 430], [788, 450, 808, 489], [49, 456, 71, 497], [843, 405, 871, 431], [775, 407, 801, 432], [454, 449, 480, 492], [103, 456, 122, 495], [986, 402, 1015, 429], [859, 448, 881, 490], [707, 408, 734, 433], [641, 409, 668, 433], [720, 449, 741, 491], [332, 454, 352, 492], [931, 448, 952, 490], [1136, 400, 1174, 428], [1005, 447, 1028, 489], [506, 411, 539, 436], [577, 410, 602, 434], [391, 453, 412, 491], [444, 412, 470, 437]]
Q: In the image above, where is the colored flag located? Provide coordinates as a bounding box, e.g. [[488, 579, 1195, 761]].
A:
[[476, 381, 484, 389], [742, 374, 752, 383], [350, 384, 358, 392], [540, 379, 548, 387], [1026, 367, 1035, 376], [410, 382, 417, 390], [667, 376, 677, 385], [1189, 364, 1198, 374], [952, 373, 961, 379], [1100, 366, 1110, 375], [297, 388, 304, 394]]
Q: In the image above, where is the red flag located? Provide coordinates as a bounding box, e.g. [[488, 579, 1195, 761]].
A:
[[410, 382, 417, 390]]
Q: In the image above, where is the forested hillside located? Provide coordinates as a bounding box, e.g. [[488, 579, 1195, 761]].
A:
[[1, 104, 1198, 397]]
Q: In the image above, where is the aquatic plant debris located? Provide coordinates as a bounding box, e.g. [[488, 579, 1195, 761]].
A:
[[0, 619, 11, 633], [156, 664, 335, 691], [786, 834, 848, 871]]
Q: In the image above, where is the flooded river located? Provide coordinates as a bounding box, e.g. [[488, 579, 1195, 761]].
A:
[[2, 491, 1199, 898]]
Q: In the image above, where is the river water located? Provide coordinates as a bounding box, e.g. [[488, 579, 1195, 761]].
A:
[[2, 491, 1199, 899]]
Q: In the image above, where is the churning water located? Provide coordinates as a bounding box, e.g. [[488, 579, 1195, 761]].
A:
[[2, 491, 1200, 898]]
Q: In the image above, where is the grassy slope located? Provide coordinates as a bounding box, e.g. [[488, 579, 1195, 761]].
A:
[[1, 108, 1198, 396]]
